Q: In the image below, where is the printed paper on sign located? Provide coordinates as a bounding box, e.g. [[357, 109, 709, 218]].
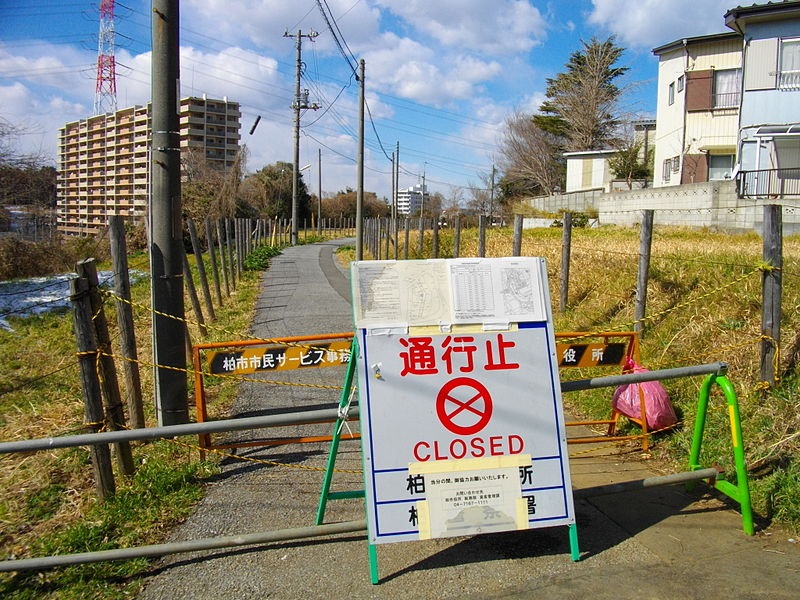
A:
[[410, 455, 531, 540]]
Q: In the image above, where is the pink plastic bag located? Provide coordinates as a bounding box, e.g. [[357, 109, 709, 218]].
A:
[[612, 359, 677, 430]]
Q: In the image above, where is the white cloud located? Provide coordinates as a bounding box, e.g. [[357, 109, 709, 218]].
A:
[[362, 33, 504, 105], [588, 0, 733, 49], [0, 82, 86, 164], [376, 0, 547, 55], [0, 43, 95, 95], [181, 47, 282, 105], [182, 0, 381, 54], [452, 56, 503, 85]]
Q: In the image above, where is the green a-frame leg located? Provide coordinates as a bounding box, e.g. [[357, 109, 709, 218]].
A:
[[316, 338, 363, 524], [315, 338, 380, 583], [688, 373, 754, 535]]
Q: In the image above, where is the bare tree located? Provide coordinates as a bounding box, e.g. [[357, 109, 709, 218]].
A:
[[181, 147, 246, 223], [497, 111, 564, 196], [0, 118, 54, 208], [0, 118, 46, 169], [445, 186, 463, 212], [466, 182, 491, 216], [322, 189, 388, 219]]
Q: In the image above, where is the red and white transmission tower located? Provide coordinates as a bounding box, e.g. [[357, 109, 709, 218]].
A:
[[94, 0, 117, 115]]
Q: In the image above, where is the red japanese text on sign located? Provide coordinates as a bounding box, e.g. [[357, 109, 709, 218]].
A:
[[399, 333, 519, 376]]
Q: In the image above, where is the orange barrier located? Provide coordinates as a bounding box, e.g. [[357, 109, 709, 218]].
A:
[[193, 330, 653, 457], [192, 333, 356, 457], [555, 331, 655, 451]]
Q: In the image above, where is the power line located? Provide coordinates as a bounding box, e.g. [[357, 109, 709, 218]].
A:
[[315, 0, 358, 76]]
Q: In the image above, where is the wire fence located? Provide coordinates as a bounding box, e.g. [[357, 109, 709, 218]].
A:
[[0, 207, 796, 495]]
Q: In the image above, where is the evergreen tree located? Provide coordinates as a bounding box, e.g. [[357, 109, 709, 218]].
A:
[[534, 36, 628, 152]]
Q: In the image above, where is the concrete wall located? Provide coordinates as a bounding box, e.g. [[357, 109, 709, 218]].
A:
[[597, 181, 800, 235], [524, 189, 603, 214], [524, 181, 800, 235]]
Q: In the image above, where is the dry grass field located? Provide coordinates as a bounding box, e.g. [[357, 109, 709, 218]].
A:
[[0, 225, 798, 597]]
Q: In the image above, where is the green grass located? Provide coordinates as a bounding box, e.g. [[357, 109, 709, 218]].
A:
[[1, 442, 217, 599], [0, 243, 265, 598]]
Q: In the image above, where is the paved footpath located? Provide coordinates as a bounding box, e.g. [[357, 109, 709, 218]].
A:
[[138, 241, 799, 600]]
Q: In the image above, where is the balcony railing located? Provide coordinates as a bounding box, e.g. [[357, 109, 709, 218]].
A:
[[778, 71, 800, 91], [713, 91, 740, 109], [737, 168, 800, 198]]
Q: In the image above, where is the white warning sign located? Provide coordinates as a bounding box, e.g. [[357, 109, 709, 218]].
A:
[[352, 257, 574, 545]]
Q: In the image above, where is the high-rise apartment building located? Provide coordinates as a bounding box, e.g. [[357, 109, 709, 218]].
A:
[[57, 96, 241, 235], [396, 184, 428, 216]]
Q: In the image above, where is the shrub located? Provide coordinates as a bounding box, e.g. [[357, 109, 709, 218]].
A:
[[243, 245, 282, 271]]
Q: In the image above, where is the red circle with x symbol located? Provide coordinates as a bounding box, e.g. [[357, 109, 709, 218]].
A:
[[435, 377, 493, 436]]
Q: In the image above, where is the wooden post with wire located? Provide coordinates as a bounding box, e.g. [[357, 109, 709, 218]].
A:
[[108, 215, 145, 429], [70, 276, 117, 499], [761, 204, 782, 386], [76, 259, 135, 477]]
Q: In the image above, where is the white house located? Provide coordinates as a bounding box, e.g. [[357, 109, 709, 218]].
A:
[[652, 32, 742, 187], [725, 1, 800, 198]]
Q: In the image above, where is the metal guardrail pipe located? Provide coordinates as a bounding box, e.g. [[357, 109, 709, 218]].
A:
[[0, 363, 727, 455], [0, 519, 367, 573], [573, 467, 721, 499], [560, 362, 727, 393], [0, 406, 358, 454]]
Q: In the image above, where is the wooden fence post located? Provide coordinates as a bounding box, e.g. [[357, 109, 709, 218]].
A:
[[432, 216, 440, 258], [182, 249, 208, 337], [205, 216, 223, 305], [478, 215, 487, 257], [512, 214, 523, 257], [560, 212, 572, 312], [404, 217, 410, 260], [635, 209, 654, 337], [417, 215, 425, 255], [236, 219, 242, 278], [453, 215, 461, 259], [393, 216, 399, 260], [216, 219, 230, 297], [761, 204, 782, 386], [75, 258, 135, 477], [108, 216, 145, 429], [187, 218, 216, 322], [385, 218, 391, 260], [225, 219, 236, 290], [70, 276, 116, 500]]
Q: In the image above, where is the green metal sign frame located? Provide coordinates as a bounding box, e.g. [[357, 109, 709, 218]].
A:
[[688, 373, 754, 535]]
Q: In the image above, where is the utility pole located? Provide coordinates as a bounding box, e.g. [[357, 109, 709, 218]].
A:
[[356, 59, 365, 261], [421, 162, 427, 216], [395, 141, 400, 221], [284, 29, 318, 245], [390, 152, 395, 221], [151, 0, 187, 426], [489, 164, 496, 224], [317, 148, 322, 235], [417, 163, 426, 255]]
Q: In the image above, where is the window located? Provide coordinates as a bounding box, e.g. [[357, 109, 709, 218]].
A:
[[662, 158, 672, 182], [686, 70, 713, 111], [668, 81, 675, 105], [708, 154, 735, 180], [677, 75, 685, 92], [672, 156, 681, 173], [779, 38, 800, 90], [713, 68, 741, 108]]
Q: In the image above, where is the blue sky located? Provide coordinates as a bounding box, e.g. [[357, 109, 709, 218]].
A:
[[1, 0, 735, 202]]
